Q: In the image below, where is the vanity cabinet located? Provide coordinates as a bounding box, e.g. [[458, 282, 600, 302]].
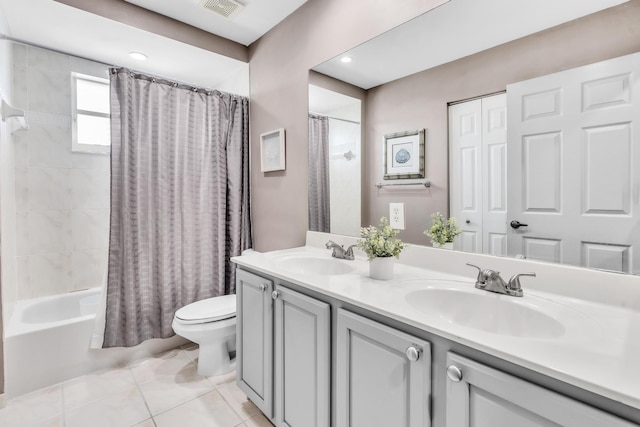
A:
[[336, 309, 432, 427], [237, 268, 274, 418], [236, 269, 330, 427], [445, 353, 635, 427]]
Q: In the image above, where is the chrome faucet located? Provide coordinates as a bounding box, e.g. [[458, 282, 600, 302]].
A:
[[325, 240, 357, 260], [466, 263, 536, 297]]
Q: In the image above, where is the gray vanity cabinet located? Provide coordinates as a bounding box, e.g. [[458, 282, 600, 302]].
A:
[[236, 269, 274, 418], [236, 268, 331, 427], [273, 285, 330, 427], [445, 353, 635, 427], [336, 309, 432, 427]]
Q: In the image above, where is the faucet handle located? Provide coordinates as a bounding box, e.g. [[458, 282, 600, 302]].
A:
[[344, 244, 357, 260], [325, 240, 339, 249], [466, 263, 484, 284], [508, 272, 536, 292]]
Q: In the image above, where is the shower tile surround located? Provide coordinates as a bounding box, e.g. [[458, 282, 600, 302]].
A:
[[10, 44, 110, 305], [0, 344, 272, 427]]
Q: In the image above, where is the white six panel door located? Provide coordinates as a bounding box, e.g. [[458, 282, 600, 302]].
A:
[[507, 52, 640, 273], [449, 94, 507, 255]]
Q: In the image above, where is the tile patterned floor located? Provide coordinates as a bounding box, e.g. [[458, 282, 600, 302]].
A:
[[0, 344, 274, 427]]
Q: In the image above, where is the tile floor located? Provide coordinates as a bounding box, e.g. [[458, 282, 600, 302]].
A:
[[0, 344, 274, 427]]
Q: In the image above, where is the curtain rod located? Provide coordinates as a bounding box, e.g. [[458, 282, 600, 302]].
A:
[[2, 35, 243, 97], [309, 113, 360, 125]]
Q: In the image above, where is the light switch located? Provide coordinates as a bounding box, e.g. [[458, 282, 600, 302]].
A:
[[389, 203, 405, 229]]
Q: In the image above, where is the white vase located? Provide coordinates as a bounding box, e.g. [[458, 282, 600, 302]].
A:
[[369, 256, 394, 280], [433, 242, 454, 250]]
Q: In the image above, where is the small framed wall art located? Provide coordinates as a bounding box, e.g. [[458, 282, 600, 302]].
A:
[[260, 128, 286, 172], [383, 128, 425, 180]]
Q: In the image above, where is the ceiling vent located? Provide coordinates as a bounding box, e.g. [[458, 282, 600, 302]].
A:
[[200, 0, 245, 20]]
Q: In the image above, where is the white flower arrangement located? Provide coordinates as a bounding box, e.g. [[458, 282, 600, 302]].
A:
[[357, 217, 405, 261], [424, 212, 462, 246]]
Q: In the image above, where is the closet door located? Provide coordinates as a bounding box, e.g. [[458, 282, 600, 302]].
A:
[[449, 99, 483, 253], [449, 94, 507, 255], [507, 52, 640, 273]]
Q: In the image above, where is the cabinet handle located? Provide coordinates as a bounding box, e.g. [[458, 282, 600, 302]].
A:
[[259, 283, 268, 292], [271, 290, 280, 300], [405, 346, 421, 362], [446, 365, 463, 382]]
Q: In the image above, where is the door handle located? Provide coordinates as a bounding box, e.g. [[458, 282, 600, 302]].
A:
[[510, 220, 528, 229]]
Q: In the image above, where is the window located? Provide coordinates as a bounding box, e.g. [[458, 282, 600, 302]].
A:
[[71, 72, 110, 154]]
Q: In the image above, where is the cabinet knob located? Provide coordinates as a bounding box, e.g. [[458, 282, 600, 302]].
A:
[[259, 283, 268, 292], [271, 290, 280, 300], [446, 365, 463, 382], [405, 346, 421, 362]]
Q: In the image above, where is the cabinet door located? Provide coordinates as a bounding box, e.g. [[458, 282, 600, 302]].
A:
[[336, 309, 432, 427], [236, 269, 273, 418], [273, 285, 330, 427], [446, 353, 636, 427]]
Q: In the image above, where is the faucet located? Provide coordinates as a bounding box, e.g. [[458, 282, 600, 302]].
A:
[[466, 263, 536, 297], [325, 240, 357, 260]]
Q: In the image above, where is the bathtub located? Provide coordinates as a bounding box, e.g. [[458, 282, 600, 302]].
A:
[[5, 288, 186, 399]]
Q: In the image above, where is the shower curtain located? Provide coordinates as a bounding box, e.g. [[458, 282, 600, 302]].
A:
[[308, 114, 330, 232], [99, 68, 251, 348]]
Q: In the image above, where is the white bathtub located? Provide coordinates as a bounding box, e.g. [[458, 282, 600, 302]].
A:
[[5, 288, 186, 399]]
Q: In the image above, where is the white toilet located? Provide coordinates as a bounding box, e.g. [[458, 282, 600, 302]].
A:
[[172, 294, 237, 377]]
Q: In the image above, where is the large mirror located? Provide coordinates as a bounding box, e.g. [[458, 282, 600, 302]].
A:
[[308, 0, 640, 275]]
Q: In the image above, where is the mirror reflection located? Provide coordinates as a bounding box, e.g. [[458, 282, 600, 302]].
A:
[[308, 0, 640, 275], [308, 83, 362, 237]]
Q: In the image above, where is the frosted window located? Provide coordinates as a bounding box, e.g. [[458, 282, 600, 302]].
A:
[[77, 114, 110, 146], [72, 72, 110, 154], [76, 78, 110, 114]]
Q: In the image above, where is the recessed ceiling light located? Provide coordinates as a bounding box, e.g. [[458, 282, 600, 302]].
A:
[[129, 52, 148, 61], [340, 56, 352, 63]]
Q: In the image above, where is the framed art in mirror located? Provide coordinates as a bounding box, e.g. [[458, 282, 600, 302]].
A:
[[383, 128, 425, 180], [260, 128, 286, 172]]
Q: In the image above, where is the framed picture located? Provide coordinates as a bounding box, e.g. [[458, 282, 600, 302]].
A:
[[260, 128, 286, 172], [383, 129, 425, 180]]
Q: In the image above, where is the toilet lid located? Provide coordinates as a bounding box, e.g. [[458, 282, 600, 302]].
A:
[[175, 294, 236, 324]]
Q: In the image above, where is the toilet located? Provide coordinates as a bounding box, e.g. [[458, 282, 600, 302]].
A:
[[172, 294, 237, 377]]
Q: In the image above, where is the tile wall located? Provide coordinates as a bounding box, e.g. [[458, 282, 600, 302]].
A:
[[11, 44, 110, 301]]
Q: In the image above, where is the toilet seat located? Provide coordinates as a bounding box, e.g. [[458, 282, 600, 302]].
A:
[[175, 294, 236, 325]]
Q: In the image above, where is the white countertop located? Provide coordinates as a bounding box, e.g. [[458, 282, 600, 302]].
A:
[[232, 238, 640, 411]]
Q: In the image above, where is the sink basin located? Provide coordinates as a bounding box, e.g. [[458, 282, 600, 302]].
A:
[[274, 254, 355, 276], [405, 286, 565, 338]]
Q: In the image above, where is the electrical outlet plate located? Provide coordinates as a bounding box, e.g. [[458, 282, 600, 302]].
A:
[[389, 203, 405, 230]]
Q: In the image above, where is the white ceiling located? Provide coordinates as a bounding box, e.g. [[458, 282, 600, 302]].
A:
[[125, 0, 308, 46], [313, 0, 630, 89], [308, 85, 360, 117], [0, 0, 311, 93]]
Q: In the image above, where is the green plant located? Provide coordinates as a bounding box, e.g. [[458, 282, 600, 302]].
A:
[[424, 212, 461, 245], [357, 217, 405, 260]]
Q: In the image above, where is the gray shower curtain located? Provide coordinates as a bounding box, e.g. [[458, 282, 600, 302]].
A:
[[308, 114, 330, 232], [103, 68, 251, 348]]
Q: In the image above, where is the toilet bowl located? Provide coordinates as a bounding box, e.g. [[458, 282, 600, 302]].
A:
[[172, 294, 237, 377]]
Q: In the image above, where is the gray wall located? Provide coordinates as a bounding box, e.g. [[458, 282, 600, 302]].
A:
[[248, 0, 448, 251], [364, 1, 640, 245]]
